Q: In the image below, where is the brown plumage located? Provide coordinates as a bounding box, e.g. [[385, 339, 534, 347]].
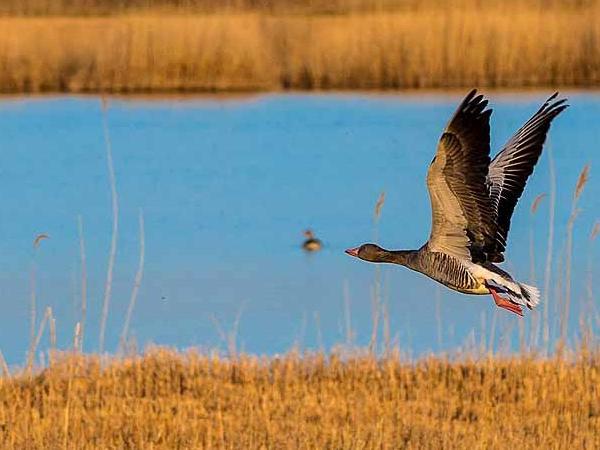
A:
[[302, 229, 322, 252], [346, 90, 568, 316]]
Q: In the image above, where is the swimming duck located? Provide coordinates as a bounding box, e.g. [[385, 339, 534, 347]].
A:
[[302, 229, 322, 252], [345, 90, 568, 316]]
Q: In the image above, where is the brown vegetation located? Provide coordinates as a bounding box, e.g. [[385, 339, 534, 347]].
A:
[[1, 349, 599, 449], [0, 0, 599, 92]]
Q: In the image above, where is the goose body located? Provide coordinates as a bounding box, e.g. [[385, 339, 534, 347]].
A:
[[346, 90, 567, 316], [302, 229, 322, 252]]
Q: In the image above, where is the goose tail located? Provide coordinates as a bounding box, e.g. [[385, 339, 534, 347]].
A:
[[518, 283, 541, 310]]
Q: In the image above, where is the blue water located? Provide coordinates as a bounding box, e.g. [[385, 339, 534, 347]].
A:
[[0, 92, 598, 365]]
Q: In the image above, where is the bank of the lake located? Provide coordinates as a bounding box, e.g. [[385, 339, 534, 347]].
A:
[[1, 3, 600, 93]]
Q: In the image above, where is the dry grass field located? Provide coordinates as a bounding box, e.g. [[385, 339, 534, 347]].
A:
[[1, 349, 599, 449], [0, 0, 599, 92]]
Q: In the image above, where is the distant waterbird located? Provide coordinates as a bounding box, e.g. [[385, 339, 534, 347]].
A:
[[346, 90, 568, 316], [302, 229, 322, 252]]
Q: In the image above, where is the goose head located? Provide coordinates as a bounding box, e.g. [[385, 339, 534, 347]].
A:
[[345, 244, 387, 262]]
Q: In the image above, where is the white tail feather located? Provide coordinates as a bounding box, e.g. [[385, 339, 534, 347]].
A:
[[518, 283, 541, 309]]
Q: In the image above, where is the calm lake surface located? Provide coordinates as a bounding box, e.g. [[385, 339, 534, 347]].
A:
[[0, 92, 598, 365]]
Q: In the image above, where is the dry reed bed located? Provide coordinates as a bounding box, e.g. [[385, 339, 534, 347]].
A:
[[1, 350, 599, 448], [1, 0, 593, 16], [1, 6, 600, 93]]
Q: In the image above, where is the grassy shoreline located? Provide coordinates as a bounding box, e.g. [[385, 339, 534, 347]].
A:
[[0, 6, 599, 94], [1, 349, 599, 448]]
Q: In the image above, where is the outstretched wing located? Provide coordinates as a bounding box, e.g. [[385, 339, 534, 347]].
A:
[[426, 90, 497, 262], [486, 93, 568, 262]]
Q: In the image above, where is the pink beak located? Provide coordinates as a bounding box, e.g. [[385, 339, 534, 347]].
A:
[[345, 247, 359, 257]]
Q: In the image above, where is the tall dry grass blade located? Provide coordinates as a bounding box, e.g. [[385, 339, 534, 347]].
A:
[[555, 247, 565, 355], [369, 191, 386, 355], [27, 306, 52, 371], [27, 263, 36, 373], [77, 215, 87, 352], [313, 311, 324, 351], [542, 148, 556, 354], [343, 279, 353, 346], [586, 221, 600, 337], [210, 303, 245, 358], [518, 315, 525, 353], [368, 284, 380, 355], [99, 98, 119, 354], [479, 311, 486, 356], [528, 193, 544, 349], [228, 304, 245, 358], [382, 270, 391, 356], [489, 308, 498, 355], [0, 349, 9, 378], [435, 286, 442, 351], [119, 209, 145, 354], [209, 315, 228, 350], [62, 342, 77, 450], [49, 308, 56, 365], [563, 164, 590, 345]]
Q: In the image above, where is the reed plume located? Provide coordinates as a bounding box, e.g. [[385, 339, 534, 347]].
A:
[[562, 164, 590, 345], [370, 191, 386, 354]]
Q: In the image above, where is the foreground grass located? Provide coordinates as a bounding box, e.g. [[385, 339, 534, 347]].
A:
[[1, 349, 599, 448], [0, 1, 599, 93]]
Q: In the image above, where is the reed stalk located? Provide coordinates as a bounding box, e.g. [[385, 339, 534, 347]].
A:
[[585, 221, 600, 335], [542, 149, 556, 354], [528, 193, 545, 350], [313, 311, 324, 351], [99, 98, 119, 354], [119, 209, 146, 353], [435, 286, 442, 351], [210, 303, 245, 358], [27, 307, 52, 371], [369, 192, 385, 355], [77, 215, 87, 352], [343, 279, 353, 347], [27, 263, 36, 372], [49, 309, 56, 365], [0, 350, 9, 377], [562, 165, 589, 345]]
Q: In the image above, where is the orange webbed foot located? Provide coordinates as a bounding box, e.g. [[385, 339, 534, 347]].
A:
[[489, 287, 523, 317]]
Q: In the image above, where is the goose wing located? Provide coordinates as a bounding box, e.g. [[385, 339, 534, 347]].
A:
[[426, 90, 497, 262], [486, 93, 568, 262]]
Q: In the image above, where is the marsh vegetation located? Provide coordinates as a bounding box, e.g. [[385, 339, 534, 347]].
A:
[[1, 349, 599, 449], [0, 0, 599, 92]]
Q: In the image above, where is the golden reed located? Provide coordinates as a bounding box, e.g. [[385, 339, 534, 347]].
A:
[[0, 0, 599, 92], [1, 349, 599, 448]]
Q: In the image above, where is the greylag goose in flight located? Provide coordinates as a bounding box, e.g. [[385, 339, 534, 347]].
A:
[[345, 90, 568, 316]]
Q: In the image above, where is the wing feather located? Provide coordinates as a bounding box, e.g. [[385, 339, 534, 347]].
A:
[[427, 90, 496, 262], [486, 93, 568, 262]]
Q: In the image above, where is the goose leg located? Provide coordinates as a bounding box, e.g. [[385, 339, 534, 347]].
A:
[[489, 287, 523, 317]]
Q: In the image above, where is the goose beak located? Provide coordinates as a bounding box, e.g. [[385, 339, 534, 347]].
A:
[[345, 247, 359, 257]]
